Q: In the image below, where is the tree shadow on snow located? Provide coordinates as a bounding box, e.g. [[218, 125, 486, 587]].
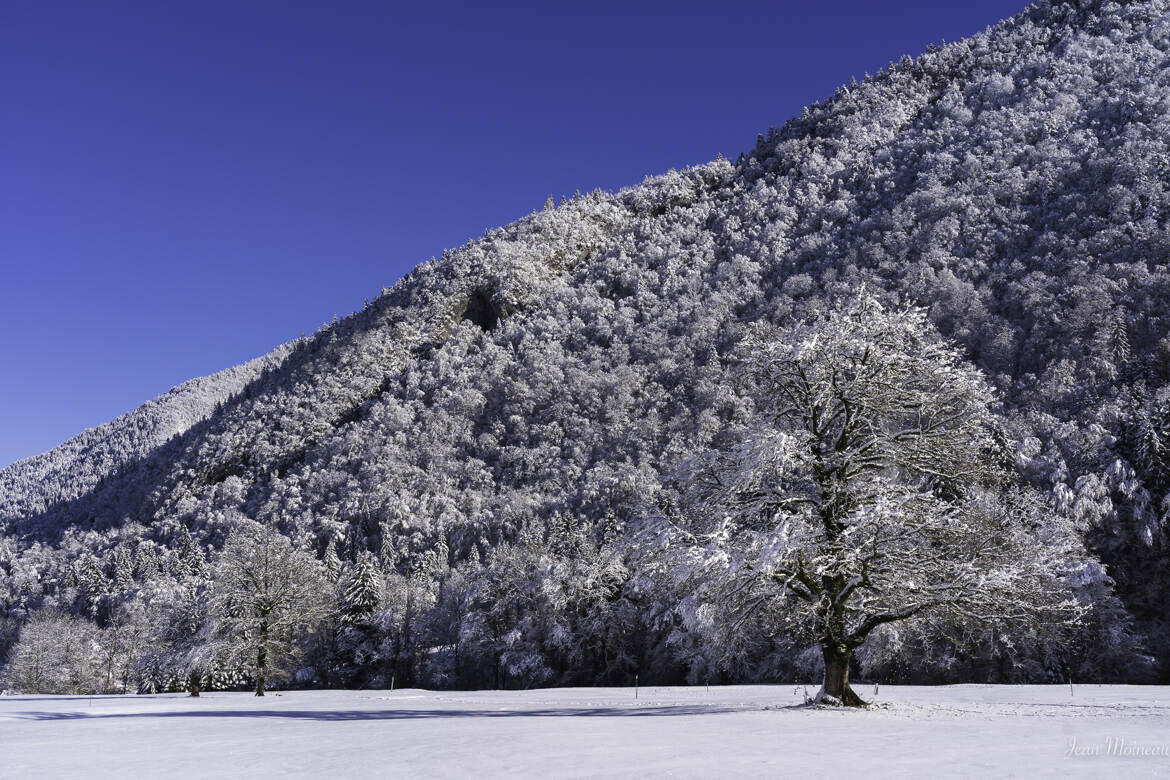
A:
[[17, 704, 752, 722], [4, 695, 137, 703]]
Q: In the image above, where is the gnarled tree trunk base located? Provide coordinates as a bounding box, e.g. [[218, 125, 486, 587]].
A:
[[812, 685, 868, 707], [818, 644, 868, 707]]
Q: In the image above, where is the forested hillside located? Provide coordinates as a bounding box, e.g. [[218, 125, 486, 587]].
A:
[[3, 0, 1169, 693], [0, 348, 292, 523]]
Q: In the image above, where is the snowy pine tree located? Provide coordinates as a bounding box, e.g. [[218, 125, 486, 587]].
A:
[[342, 553, 381, 625]]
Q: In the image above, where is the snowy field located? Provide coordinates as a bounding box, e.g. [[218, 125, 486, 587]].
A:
[[2, 685, 1169, 779]]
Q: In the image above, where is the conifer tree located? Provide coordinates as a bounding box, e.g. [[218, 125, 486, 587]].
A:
[[342, 553, 382, 625], [323, 538, 342, 583], [74, 554, 110, 620], [114, 546, 136, 593], [134, 543, 160, 583]]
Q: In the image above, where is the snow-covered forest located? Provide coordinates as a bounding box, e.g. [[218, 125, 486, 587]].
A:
[[3, 0, 1170, 696]]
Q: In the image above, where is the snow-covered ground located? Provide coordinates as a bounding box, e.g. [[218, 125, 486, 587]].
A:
[[2, 684, 1168, 778]]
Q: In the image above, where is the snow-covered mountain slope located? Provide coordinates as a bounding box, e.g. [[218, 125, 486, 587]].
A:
[[0, 346, 292, 524], [2, 0, 1169, 683]]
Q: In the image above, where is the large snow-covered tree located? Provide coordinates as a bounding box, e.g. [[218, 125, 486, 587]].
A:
[[212, 521, 330, 695], [657, 295, 1082, 705]]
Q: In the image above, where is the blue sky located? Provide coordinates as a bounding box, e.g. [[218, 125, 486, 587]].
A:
[[0, 0, 1027, 467]]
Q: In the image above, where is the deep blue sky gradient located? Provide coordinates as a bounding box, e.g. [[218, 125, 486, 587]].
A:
[[0, 0, 1028, 467]]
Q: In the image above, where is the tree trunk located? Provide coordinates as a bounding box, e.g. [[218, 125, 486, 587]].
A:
[[189, 670, 201, 698], [256, 621, 268, 696], [818, 643, 866, 707]]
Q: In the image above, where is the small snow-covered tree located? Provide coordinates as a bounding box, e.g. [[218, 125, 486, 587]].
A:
[[375, 564, 438, 688], [73, 553, 110, 620], [1, 611, 103, 694], [656, 294, 1081, 705], [135, 543, 161, 582], [97, 601, 152, 693], [335, 551, 383, 684], [342, 552, 382, 625], [140, 576, 217, 696], [113, 546, 136, 594], [322, 538, 342, 583], [176, 526, 206, 578], [212, 521, 330, 695]]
